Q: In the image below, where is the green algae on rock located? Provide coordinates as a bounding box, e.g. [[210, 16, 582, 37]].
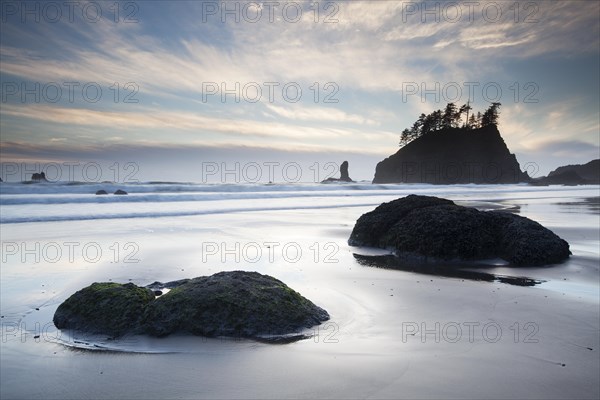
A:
[[144, 271, 329, 338], [53, 271, 330, 341], [53, 282, 155, 337]]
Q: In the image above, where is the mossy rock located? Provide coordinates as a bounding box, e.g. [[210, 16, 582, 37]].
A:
[[143, 271, 329, 338], [53, 271, 330, 341], [53, 282, 154, 337]]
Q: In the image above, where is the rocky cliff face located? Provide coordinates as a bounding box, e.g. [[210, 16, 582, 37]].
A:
[[373, 125, 529, 184]]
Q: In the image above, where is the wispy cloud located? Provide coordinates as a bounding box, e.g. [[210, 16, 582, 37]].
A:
[[0, 103, 395, 154], [264, 104, 378, 125]]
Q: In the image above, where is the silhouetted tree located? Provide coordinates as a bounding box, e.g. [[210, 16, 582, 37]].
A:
[[442, 103, 458, 129], [416, 113, 427, 133], [398, 102, 502, 147], [481, 102, 501, 127], [468, 114, 477, 129], [399, 128, 411, 147], [410, 120, 422, 140], [458, 103, 471, 128], [476, 112, 482, 128], [421, 114, 433, 135], [431, 109, 443, 130]]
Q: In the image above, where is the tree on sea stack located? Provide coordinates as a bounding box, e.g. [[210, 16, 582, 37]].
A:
[[462, 101, 473, 128], [399, 128, 410, 147], [468, 113, 478, 129], [481, 102, 501, 127], [378, 102, 527, 184], [398, 102, 502, 148], [442, 102, 458, 128]]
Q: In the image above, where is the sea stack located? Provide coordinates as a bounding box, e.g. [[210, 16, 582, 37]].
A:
[[373, 125, 529, 184], [31, 172, 48, 182], [322, 161, 355, 183]]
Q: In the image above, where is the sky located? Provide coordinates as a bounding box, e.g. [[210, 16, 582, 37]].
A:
[[1, 0, 599, 183]]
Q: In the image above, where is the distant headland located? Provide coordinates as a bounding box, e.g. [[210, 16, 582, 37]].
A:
[[532, 159, 600, 186]]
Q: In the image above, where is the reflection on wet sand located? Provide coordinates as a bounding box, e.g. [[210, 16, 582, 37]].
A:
[[556, 196, 600, 214], [353, 253, 545, 287]]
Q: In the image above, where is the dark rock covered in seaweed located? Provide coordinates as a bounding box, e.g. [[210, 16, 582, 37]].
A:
[[349, 195, 570, 266], [53, 271, 329, 341], [144, 271, 329, 338], [53, 282, 155, 337]]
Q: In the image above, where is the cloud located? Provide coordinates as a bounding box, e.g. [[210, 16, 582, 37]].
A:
[[499, 99, 599, 153], [5, 1, 596, 101], [527, 139, 600, 158], [0, 103, 395, 155], [264, 104, 378, 125]]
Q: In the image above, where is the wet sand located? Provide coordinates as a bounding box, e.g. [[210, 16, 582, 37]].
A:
[[1, 188, 599, 399]]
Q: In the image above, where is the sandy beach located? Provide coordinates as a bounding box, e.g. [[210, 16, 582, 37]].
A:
[[1, 183, 598, 399]]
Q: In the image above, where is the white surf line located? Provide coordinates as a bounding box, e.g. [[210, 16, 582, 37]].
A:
[[0, 202, 385, 224]]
